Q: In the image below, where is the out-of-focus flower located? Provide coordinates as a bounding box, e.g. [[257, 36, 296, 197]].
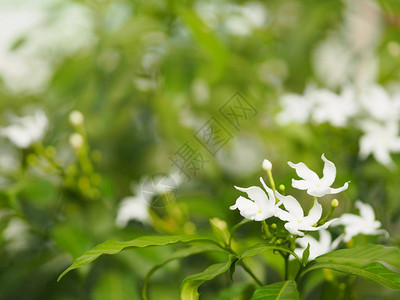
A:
[[334, 200, 388, 242], [288, 154, 349, 197], [311, 86, 359, 127], [230, 177, 280, 221], [1, 109, 48, 148], [275, 193, 333, 236], [69, 110, 84, 126], [294, 229, 342, 260], [359, 121, 400, 167], [276, 89, 315, 125], [116, 172, 182, 227], [69, 133, 84, 150], [359, 85, 400, 123]]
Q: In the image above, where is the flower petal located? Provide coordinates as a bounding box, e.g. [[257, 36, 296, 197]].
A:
[[275, 208, 296, 222], [329, 181, 350, 194], [275, 191, 304, 219], [355, 200, 375, 222], [235, 185, 269, 210], [259, 177, 275, 203], [306, 186, 331, 197], [292, 179, 314, 190], [230, 196, 258, 220], [284, 222, 305, 236], [288, 161, 320, 182], [320, 154, 336, 186], [303, 199, 322, 226]]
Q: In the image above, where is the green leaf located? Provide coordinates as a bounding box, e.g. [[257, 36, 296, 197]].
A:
[[58, 235, 217, 282], [311, 244, 400, 269], [180, 255, 236, 300], [302, 243, 310, 265], [142, 243, 225, 300], [304, 262, 400, 290], [93, 271, 138, 300], [301, 245, 400, 290], [250, 281, 299, 300], [240, 243, 301, 263]]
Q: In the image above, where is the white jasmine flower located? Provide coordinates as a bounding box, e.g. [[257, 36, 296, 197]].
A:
[[69, 110, 84, 126], [275, 192, 334, 236], [311, 86, 359, 127], [116, 172, 182, 227], [359, 121, 400, 166], [116, 195, 151, 227], [288, 154, 349, 197], [230, 177, 281, 221], [294, 230, 342, 260], [276, 92, 314, 125], [335, 200, 388, 242], [359, 85, 400, 123], [1, 109, 48, 148]]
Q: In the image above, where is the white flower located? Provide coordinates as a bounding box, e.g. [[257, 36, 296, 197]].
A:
[[288, 154, 349, 197], [116, 195, 151, 227], [277, 91, 314, 125], [359, 121, 400, 166], [1, 109, 48, 148], [275, 192, 334, 236], [69, 110, 84, 126], [116, 172, 182, 227], [359, 85, 400, 123], [335, 200, 388, 242], [311, 86, 360, 127], [230, 177, 281, 221], [294, 230, 342, 260]]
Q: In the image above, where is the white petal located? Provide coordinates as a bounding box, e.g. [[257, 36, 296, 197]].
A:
[[235, 185, 269, 210], [284, 222, 305, 236], [288, 161, 319, 182], [292, 179, 313, 190], [230, 196, 258, 220], [338, 213, 361, 225], [303, 199, 322, 226], [307, 186, 331, 197], [275, 191, 304, 219], [259, 177, 275, 202], [320, 154, 336, 186], [275, 208, 296, 222], [355, 200, 375, 222], [329, 181, 349, 194]]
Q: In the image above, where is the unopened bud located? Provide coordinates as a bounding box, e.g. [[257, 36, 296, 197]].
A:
[[69, 110, 84, 126], [279, 184, 285, 192], [270, 223, 277, 230], [262, 159, 272, 171], [69, 133, 84, 150], [331, 199, 339, 208]]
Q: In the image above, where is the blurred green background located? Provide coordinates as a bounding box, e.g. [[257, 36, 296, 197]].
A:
[[1, 0, 400, 299]]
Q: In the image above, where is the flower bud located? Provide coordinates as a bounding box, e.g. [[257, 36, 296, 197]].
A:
[[262, 159, 272, 171], [270, 223, 277, 230], [69, 133, 84, 150], [331, 199, 339, 208], [279, 184, 285, 192], [69, 110, 84, 126]]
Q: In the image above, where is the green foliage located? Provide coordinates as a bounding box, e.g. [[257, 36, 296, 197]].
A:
[[58, 235, 217, 281], [180, 255, 236, 300], [250, 281, 299, 300]]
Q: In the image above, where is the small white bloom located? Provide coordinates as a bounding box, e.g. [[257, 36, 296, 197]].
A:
[[275, 192, 334, 236], [230, 177, 280, 221], [262, 159, 272, 171], [1, 109, 48, 148], [69, 133, 84, 150], [294, 230, 343, 260], [311, 86, 359, 127], [335, 200, 388, 242], [288, 154, 349, 197], [69, 110, 84, 126], [277, 92, 314, 125], [116, 195, 150, 227], [358, 121, 400, 166]]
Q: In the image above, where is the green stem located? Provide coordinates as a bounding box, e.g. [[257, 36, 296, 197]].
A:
[[284, 253, 289, 280], [240, 261, 263, 286]]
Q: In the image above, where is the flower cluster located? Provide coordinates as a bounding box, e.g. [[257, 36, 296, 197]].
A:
[[230, 155, 388, 259], [277, 84, 400, 167]]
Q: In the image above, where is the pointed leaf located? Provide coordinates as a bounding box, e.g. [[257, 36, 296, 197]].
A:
[[58, 235, 217, 281], [180, 255, 235, 300], [142, 243, 225, 300], [250, 280, 299, 300]]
